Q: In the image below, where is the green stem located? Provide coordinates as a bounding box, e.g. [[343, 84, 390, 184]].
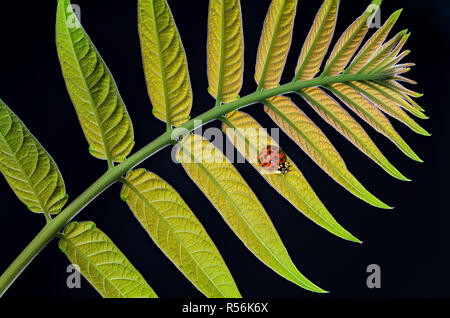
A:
[[0, 71, 388, 297]]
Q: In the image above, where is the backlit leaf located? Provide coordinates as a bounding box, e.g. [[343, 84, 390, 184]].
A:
[[351, 81, 430, 136], [366, 81, 428, 119], [328, 83, 422, 162], [207, 0, 244, 103], [294, 0, 339, 81], [369, 33, 411, 74], [59, 221, 157, 298], [120, 169, 241, 298], [0, 100, 68, 214], [56, 0, 134, 163], [265, 95, 391, 209], [255, 0, 298, 89], [298, 87, 407, 180], [359, 30, 407, 74], [139, 0, 192, 127], [222, 111, 360, 242], [322, 3, 373, 76], [345, 9, 402, 74], [176, 134, 325, 293]]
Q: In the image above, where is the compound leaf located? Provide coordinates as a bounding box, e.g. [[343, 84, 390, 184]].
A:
[[56, 0, 134, 163], [120, 169, 241, 298], [222, 111, 360, 242], [176, 134, 326, 293], [59, 221, 157, 298], [265, 95, 391, 209], [255, 0, 298, 90], [0, 100, 68, 214], [139, 0, 192, 127], [207, 0, 244, 103]]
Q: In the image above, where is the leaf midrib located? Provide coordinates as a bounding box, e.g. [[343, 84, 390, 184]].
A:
[[215, 0, 227, 104]]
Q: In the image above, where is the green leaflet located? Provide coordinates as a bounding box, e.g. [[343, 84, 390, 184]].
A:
[[351, 81, 430, 136], [358, 30, 407, 74], [321, 3, 372, 76], [345, 9, 402, 74], [222, 111, 360, 243], [364, 80, 428, 119], [255, 0, 298, 90], [56, 0, 134, 163], [0, 100, 68, 214], [328, 83, 422, 162], [265, 95, 391, 209], [139, 0, 193, 127], [294, 0, 339, 81], [207, 0, 244, 103], [176, 134, 326, 293], [59, 221, 157, 298], [120, 169, 241, 298], [298, 87, 408, 181]]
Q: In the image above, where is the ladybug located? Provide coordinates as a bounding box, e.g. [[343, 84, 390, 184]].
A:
[[258, 145, 290, 174]]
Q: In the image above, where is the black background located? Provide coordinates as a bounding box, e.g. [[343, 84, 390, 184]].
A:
[[0, 0, 449, 299]]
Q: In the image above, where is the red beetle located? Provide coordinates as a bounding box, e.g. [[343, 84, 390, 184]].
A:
[[258, 145, 290, 174]]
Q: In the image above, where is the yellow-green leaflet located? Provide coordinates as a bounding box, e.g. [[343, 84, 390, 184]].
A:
[[369, 33, 411, 74], [222, 111, 360, 242], [345, 9, 402, 74], [139, 0, 192, 127], [207, 0, 244, 103], [265, 95, 390, 209], [120, 169, 241, 298], [294, 0, 339, 81], [351, 81, 430, 136], [367, 81, 428, 119], [377, 80, 426, 110], [176, 134, 325, 293], [298, 87, 407, 181], [358, 30, 406, 74], [255, 0, 298, 89], [322, 4, 372, 76], [328, 83, 422, 162], [0, 100, 68, 214], [56, 0, 134, 163], [59, 221, 157, 298]]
